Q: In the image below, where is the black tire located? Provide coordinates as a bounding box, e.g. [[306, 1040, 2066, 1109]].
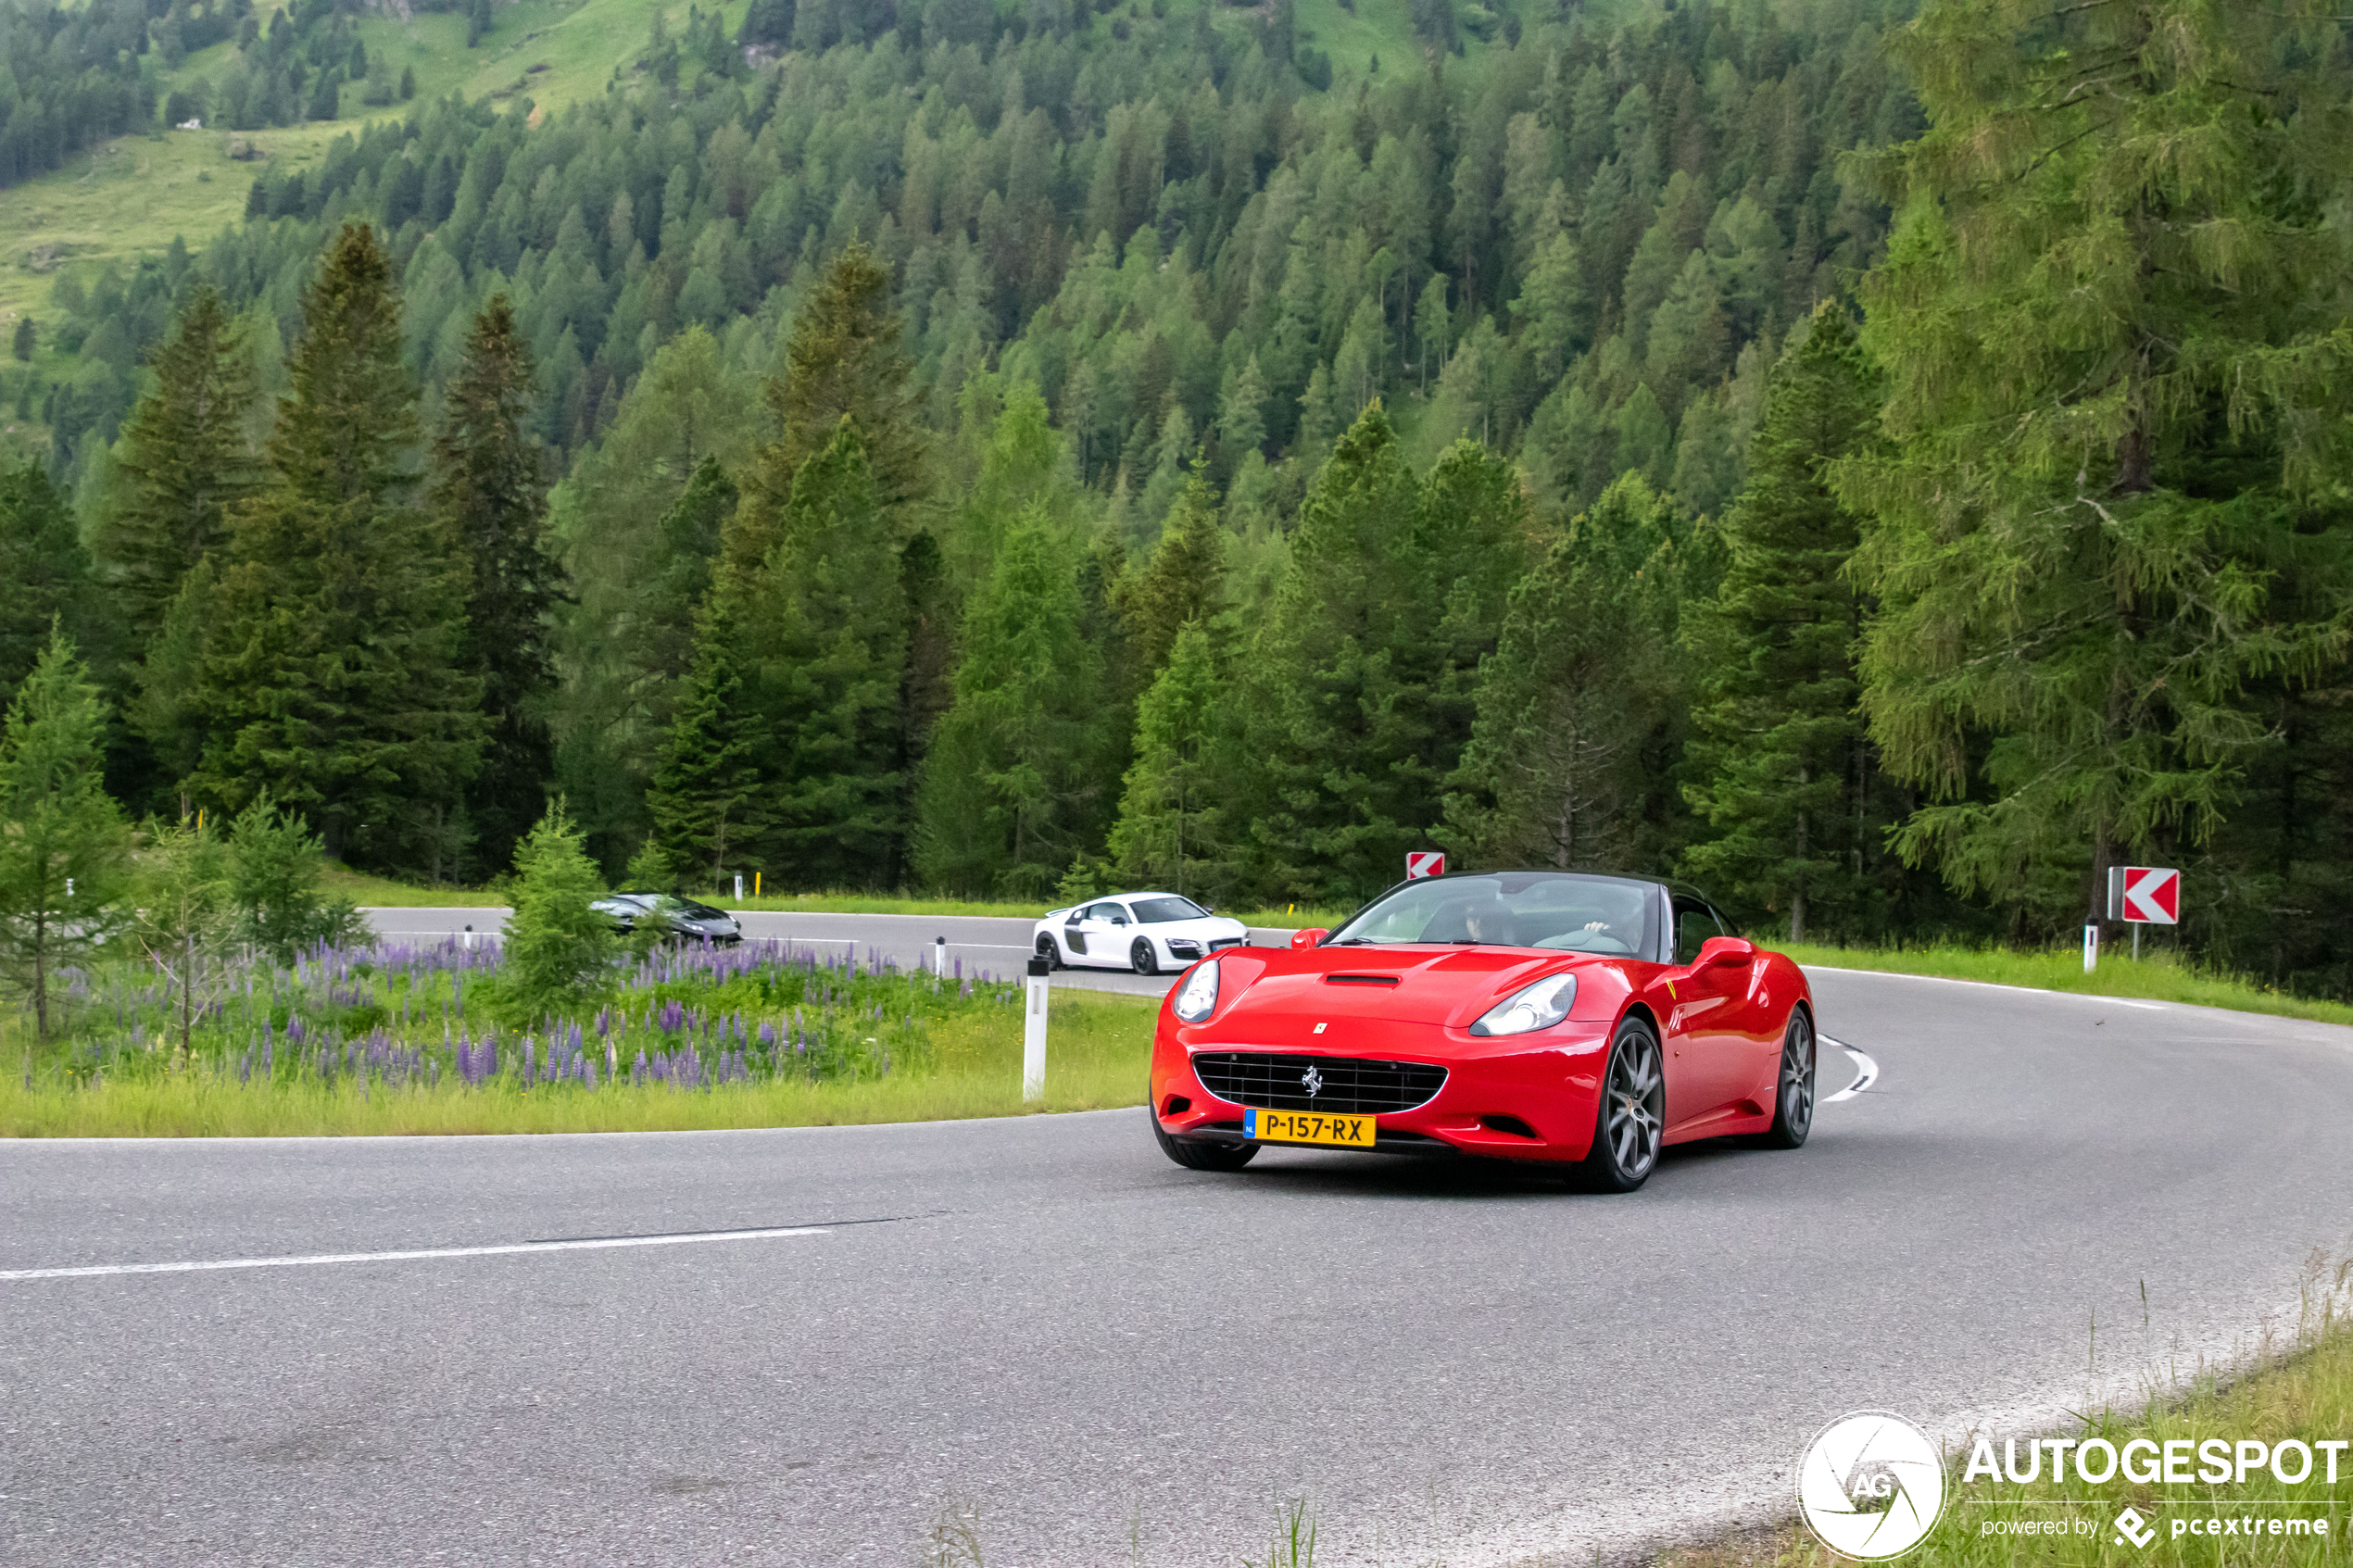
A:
[[1760, 1008, 1816, 1149], [1150, 1103, 1259, 1171], [1577, 1016, 1666, 1193], [1130, 938, 1160, 976], [1036, 934, 1064, 970]]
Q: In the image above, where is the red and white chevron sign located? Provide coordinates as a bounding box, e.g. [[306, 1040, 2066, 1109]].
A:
[[1404, 851, 1446, 880], [2108, 865, 2181, 925]]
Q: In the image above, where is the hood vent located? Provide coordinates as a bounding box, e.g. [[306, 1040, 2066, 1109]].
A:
[[1323, 972, 1402, 986]]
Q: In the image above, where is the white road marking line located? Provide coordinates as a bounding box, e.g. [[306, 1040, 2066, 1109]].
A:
[[0, 1224, 828, 1282], [1819, 1035, 1877, 1102]]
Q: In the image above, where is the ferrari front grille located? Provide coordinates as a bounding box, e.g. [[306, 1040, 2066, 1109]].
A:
[[1189, 1051, 1447, 1114]]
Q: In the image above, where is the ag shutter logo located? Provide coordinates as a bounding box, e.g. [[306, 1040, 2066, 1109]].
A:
[[1797, 1411, 1948, 1560]]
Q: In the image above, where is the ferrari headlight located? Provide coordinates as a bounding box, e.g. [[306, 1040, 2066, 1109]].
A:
[[1469, 973, 1578, 1036], [1173, 960, 1220, 1022]]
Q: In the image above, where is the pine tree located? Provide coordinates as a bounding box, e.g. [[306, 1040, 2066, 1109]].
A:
[[1442, 475, 1686, 874], [433, 295, 561, 875], [129, 810, 234, 1067], [912, 517, 1104, 897], [1108, 620, 1230, 897], [647, 592, 767, 888], [1832, 0, 2353, 936], [1241, 409, 1531, 901], [1682, 307, 1906, 940], [1240, 404, 1427, 900], [0, 461, 106, 717], [753, 242, 925, 513], [1118, 468, 1227, 679], [0, 631, 130, 1039], [737, 421, 910, 886], [98, 284, 261, 629], [192, 224, 483, 872], [493, 798, 621, 1026]]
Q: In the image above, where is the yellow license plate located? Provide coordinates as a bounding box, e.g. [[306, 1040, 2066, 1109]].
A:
[[1244, 1108, 1375, 1147]]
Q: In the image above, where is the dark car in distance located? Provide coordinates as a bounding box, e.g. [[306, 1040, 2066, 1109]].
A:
[[591, 893, 744, 946]]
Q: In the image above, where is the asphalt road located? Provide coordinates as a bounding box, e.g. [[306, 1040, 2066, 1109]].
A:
[[356, 905, 1274, 998], [6, 945, 2353, 1567]]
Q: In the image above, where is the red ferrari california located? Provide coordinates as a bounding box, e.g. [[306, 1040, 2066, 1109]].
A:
[[1148, 871, 1818, 1191]]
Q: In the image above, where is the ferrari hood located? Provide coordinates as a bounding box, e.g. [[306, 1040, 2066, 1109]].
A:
[[1209, 945, 1583, 1032]]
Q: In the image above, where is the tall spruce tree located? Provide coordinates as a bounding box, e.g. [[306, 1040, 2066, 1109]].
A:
[[97, 284, 261, 629], [0, 631, 130, 1038], [1832, 0, 2353, 935], [1108, 621, 1230, 897], [191, 224, 484, 872], [1118, 468, 1227, 680], [1241, 409, 1529, 901], [0, 462, 107, 717], [1443, 474, 1688, 875], [433, 295, 562, 875], [739, 420, 910, 886], [752, 242, 926, 513], [912, 517, 1104, 897], [1681, 307, 1907, 941], [646, 593, 766, 890]]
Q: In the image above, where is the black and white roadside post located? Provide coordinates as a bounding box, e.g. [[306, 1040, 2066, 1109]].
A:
[[934, 935, 949, 979], [1023, 956, 1050, 1102]]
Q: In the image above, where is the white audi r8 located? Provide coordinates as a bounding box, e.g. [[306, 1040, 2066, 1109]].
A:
[[1033, 893, 1250, 975]]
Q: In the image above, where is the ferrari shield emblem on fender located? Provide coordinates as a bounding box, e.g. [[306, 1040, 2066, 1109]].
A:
[[1301, 1064, 1324, 1098]]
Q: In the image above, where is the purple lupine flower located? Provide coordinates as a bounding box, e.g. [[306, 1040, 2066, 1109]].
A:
[[632, 1049, 647, 1085], [758, 1021, 777, 1048], [522, 1037, 536, 1087], [286, 1016, 307, 1047]]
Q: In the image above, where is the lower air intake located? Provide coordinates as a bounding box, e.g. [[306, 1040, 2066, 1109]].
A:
[[1190, 1051, 1447, 1114]]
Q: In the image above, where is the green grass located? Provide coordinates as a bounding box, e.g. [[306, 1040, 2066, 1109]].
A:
[[322, 861, 513, 907], [0, 988, 1155, 1136], [0, 122, 357, 331], [1783, 941, 2353, 1029]]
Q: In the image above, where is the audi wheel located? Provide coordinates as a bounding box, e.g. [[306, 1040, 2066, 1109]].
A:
[[1130, 938, 1160, 976], [1036, 935, 1064, 970]]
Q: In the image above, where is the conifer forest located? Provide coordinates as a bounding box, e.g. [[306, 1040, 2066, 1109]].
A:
[[2, 0, 2349, 999]]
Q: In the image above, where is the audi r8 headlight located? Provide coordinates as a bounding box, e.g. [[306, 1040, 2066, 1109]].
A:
[[1173, 960, 1220, 1022], [1469, 972, 1578, 1036]]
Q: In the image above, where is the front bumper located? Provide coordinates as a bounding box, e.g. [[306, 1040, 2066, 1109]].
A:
[[1150, 1022, 1616, 1163]]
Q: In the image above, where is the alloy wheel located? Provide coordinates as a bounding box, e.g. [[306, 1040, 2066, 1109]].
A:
[[1605, 1030, 1663, 1180]]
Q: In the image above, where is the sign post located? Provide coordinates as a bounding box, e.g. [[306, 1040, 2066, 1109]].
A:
[[2082, 922, 2098, 973], [1405, 851, 1446, 880], [2106, 866, 2181, 962], [1022, 956, 1050, 1101], [934, 935, 949, 978]]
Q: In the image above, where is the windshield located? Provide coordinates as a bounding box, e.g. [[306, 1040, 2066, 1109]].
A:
[[1131, 896, 1208, 922], [1326, 873, 1661, 958]]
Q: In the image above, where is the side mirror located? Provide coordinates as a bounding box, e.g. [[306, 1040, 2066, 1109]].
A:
[[1291, 927, 1328, 949], [1698, 935, 1756, 969]]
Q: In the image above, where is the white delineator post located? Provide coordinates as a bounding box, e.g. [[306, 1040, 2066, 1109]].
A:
[[1022, 956, 1050, 1102], [2082, 922, 2099, 972], [935, 935, 949, 978], [734, 873, 745, 901]]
